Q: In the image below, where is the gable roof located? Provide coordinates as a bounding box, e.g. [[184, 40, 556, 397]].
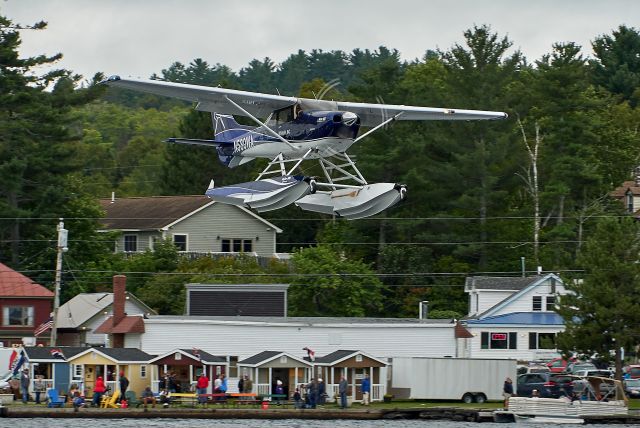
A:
[[148, 348, 227, 364], [476, 273, 562, 319], [238, 350, 312, 367], [99, 195, 282, 232], [465, 275, 543, 291], [312, 350, 387, 366], [0, 262, 54, 298], [56, 292, 155, 329], [465, 312, 564, 326], [611, 180, 640, 198], [94, 315, 145, 334], [69, 347, 154, 363], [24, 346, 89, 361]]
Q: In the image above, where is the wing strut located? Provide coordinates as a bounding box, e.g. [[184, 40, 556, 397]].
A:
[[223, 95, 297, 150], [354, 112, 404, 143]]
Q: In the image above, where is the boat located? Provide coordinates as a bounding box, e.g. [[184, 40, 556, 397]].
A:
[[494, 376, 628, 424]]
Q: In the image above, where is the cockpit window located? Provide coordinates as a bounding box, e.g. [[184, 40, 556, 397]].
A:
[[268, 105, 295, 126]]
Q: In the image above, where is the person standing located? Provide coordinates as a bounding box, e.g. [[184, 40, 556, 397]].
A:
[[196, 371, 209, 406], [242, 375, 253, 393], [20, 368, 30, 403], [339, 374, 348, 409], [317, 378, 326, 405], [119, 370, 129, 402], [92, 376, 107, 407], [34, 375, 46, 404], [503, 377, 514, 409], [220, 374, 228, 395], [361, 373, 371, 406]]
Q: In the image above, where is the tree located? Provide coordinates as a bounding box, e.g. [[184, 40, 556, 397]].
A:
[[591, 25, 640, 106], [288, 246, 386, 317], [0, 15, 104, 266], [556, 217, 640, 379]]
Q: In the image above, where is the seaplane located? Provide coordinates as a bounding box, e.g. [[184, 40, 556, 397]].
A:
[[102, 75, 507, 219]]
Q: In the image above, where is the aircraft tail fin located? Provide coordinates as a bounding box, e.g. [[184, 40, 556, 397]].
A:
[[212, 113, 252, 142]]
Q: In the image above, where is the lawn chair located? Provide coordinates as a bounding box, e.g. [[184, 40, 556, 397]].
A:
[[46, 389, 66, 408], [124, 390, 142, 408], [100, 390, 121, 408]]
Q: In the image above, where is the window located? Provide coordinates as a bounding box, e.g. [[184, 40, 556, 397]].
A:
[[2, 306, 34, 326], [546, 296, 556, 311], [124, 234, 137, 252], [140, 365, 147, 378], [532, 296, 542, 311], [627, 192, 634, 213], [221, 238, 252, 253], [229, 356, 238, 377], [529, 332, 557, 349], [481, 332, 517, 349], [355, 354, 363, 362], [173, 234, 187, 252], [72, 364, 83, 379]]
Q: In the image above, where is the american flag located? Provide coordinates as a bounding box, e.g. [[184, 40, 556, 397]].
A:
[[34, 316, 53, 337], [50, 348, 65, 359], [303, 347, 315, 361]]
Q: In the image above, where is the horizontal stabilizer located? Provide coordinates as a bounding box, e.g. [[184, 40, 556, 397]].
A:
[[165, 138, 221, 147]]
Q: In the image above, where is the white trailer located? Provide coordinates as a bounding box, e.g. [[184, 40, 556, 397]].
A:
[[391, 357, 517, 403]]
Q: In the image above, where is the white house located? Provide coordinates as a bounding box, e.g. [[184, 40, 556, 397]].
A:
[[460, 274, 567, 361]]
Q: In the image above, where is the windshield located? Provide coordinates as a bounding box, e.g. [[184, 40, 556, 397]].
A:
[[626, 379, 640, 387]]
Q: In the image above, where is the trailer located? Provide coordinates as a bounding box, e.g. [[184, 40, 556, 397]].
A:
[[391, 357, 517, 403]]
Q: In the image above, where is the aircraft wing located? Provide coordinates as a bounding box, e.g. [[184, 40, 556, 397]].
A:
[[333, 100, 508, 127], [101, 76, 297, 118]]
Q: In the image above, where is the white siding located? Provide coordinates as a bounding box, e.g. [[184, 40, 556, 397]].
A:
[[466, 325, 564, 361], [139, 319, 456, 360], [477, 290, 514, 314], [486, 280, 567, 317]]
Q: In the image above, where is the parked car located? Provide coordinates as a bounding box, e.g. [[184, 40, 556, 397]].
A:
[[516, 373, 576, 398], [624, 365, 640, 379], [546, 357, 576, 373], [517, 364, 551, 375], [623, 378, 640, 398], [572, 369, 612, 378], [565, 362, 597, 374]]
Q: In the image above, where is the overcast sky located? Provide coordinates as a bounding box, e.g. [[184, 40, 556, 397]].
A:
[[3, 0, 639, 81]]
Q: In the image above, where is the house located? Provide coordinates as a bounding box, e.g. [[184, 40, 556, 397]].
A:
[[99, 195, 283, 258], [461, 274, 568, 361], [610, 173, 640, 215], [0, 262, 54, 346], [65, 347, 154, 398], [55, 280, 155, 347], [24, 346, 88, 396], [148, 348, 228, 393], [311, 349, 387, 402], [238, 351, 313, 396]]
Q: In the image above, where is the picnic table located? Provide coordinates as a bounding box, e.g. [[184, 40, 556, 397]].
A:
[[260, 394, 291, 408], [168, 392, 197, 407]]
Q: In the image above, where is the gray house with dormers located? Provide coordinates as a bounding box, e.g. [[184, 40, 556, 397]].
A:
[[99, 195, 284, 258]]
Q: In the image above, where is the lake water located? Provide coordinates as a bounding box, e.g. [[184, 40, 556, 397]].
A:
[[0, 419, 636, 428]]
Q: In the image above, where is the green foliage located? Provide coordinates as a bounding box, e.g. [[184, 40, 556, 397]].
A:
[[556, 217, 640, 370], [288, 246, 386, 317]]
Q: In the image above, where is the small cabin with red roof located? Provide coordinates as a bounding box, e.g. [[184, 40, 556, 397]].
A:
[[0, 262, 54, 346]]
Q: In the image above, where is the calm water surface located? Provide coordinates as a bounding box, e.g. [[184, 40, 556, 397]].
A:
[[0, 420, 636, 428]]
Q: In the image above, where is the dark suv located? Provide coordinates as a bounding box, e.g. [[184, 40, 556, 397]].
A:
[[516, 373, 576, 398]]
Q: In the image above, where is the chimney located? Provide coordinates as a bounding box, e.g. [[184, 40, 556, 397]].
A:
[[112, 275, 126, 348]]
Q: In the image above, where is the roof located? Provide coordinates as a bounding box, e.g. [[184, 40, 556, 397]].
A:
[[147, 315, 455, 326], [69, 347, 154, 362], [0, 262, 54, 298], [238, 351, 311, 367], [465, 312, 565, 326], [149, 349, 227, 364], [312, 350, 387, 366], [94, 315, 145, 334], [56, 292, 155, 329], [465, 276, 544, 291], [99, 195, 282, 232], [611, 180, 640, 198], [454, 322, 474, 339], [24, 346, 89, 361]]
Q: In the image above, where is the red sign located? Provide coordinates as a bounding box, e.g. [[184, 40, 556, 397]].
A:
[[491, 333, 507, 341]]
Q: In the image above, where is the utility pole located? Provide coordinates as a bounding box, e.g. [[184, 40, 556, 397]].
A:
[[50, 219, 68, 346]]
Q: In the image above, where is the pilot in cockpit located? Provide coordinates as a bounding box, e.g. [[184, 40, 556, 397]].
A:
[[294, 104, 304, 120]]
